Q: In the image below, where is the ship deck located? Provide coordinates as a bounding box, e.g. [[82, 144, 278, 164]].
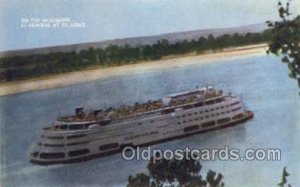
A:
[[57, 88, 222, 123]]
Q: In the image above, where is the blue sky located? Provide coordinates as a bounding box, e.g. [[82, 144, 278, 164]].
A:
[[0, 0, 299, 51]]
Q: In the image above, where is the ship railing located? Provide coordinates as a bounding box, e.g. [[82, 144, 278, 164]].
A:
[[54, 90, 225, 123], [113, 95, 225, 121]]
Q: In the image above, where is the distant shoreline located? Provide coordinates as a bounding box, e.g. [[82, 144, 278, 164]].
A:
[[0, 43, 267, 96]]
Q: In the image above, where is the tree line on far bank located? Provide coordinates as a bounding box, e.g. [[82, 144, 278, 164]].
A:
[[0, 31, 272, 82]]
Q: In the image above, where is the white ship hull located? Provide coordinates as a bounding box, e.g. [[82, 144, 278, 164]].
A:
[[30, 87, 254, 165]]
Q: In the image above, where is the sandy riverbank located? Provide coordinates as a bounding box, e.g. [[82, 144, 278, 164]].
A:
[[0, 44, 268, 96]]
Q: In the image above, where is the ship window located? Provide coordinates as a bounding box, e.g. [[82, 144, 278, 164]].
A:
[[99, 143, 119, 151], [162, 108, 175, 114], [202, 121, 215, 128], [216, 107, 219, 110], [99, 120, 111, 126], [150, 120, 154, 123], [182, 115, 186, 117], [216, 98, 223, 103], [183, 105, 193, 110], [210, 109, 214, 111], [183, 125, 199, 132], [67, 141, 89, 146], [177, 122, 181, 125], [38, 142, 43, 146], [60, 125, 68, 130], [194, 102, 203, 107], [40, 152, 65, 159], [195, 118, 198, 121], [221, 106, 224, 109], [31, 152, 39, 158], [69, 124, 83, 130], [84, 123, 94, 129], [232, 113, 244, 120], [211, 114, 215, 117], [67, 134, 87, 139], [46, 136, 64, 140], [189, 119, 193, 122], [138, 122, 142, 125], [188, 113, 192, 116], [232, 107, 242, 112], [68, 149, 90, 157], [183, 120, 187, 123], [205, 115, 209, 118], [44, 144, 64, 147], [194, 112, 197, 115], [205, 100, 215, 105], [205, 110, 208, 112], [217, 118, 231, 124], [230, 102, 240, 106]]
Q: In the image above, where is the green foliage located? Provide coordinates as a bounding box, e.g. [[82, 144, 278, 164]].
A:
[[127, 173, 152, 187], [0, 31, 271, 82], [147, 155, 202, 186], [127, 158, 294, 187], [206, 170, 224, 187], [267, 0, 300, 93], [278, 167, 291, 187], [127, 153, 223, 187]]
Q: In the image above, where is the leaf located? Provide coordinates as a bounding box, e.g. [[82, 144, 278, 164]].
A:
[[282, 56, 290, 63], [279, 7, 285, 18]]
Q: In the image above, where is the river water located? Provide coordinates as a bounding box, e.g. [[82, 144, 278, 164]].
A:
[[0, 54, 299, 187]]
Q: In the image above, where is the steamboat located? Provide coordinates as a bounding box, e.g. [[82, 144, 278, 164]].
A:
[[30, 86, 253, 165]]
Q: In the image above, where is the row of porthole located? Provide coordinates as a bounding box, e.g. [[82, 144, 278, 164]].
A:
[[38, 141, 89, 147], [177, 111, 233, 124], [177, 105, 233, 119], [183, 116, 233, 132], [32, 143, 119, 159], [41, 134, 87, 140], [180, 97, 224, 109]]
